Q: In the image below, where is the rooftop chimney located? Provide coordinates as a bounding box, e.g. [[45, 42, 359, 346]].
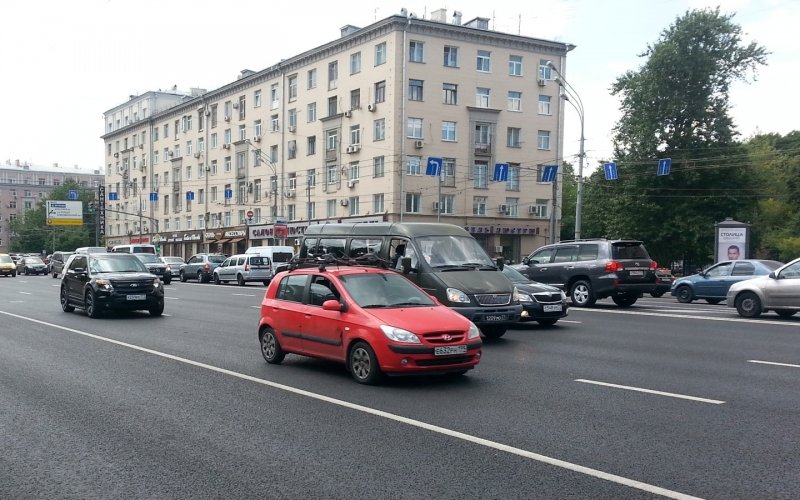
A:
[[431, 8, 447, 23], [340, 25, 360, 37]]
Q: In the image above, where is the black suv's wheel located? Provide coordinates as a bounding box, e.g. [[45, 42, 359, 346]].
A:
[[162, 276, 171, 285], [60, 286, 74, 312], [570, 280, 596, 307], [481, 325, 507, 338], [260, 327, 285, 364], [675, 285, 694, 303], [180, 270, 187, 282], [348, 341, 382, 384], [650, 290, 665, 298], [149, 300, 164, 317], [612, 293, 638, 307], [85, 290, 101, 318], [735, 291, 761, 318], [706, 298, 722, 305]]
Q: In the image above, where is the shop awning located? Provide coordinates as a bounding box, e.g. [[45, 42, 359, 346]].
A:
[[215, 238, 230, 244], [203, 239, 217, 244], [228, 237, 244, 244]]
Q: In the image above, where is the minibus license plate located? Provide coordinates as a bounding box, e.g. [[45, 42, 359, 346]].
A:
[[434, 345, 467, 356], [127, 294, 146, 301], [485, 314, 507, 322]]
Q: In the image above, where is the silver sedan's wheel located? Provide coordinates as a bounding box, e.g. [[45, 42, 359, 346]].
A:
[[735, 292, 761, 318]]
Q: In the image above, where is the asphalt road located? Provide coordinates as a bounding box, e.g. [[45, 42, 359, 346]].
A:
[[1, 275, 798, 499]]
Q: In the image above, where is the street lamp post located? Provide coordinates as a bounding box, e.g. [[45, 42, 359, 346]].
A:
[[245, 139, 280, 224], [547, 61, 585, 240]]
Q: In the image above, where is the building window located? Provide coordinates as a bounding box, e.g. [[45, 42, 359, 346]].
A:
[[375, 42, 386, 65], [476, 50, 491, 72], [350, 88, 360, 110], [254, 89, 262, 107], [473, 162, 489, 188], [505, 198, 519, 217], [440, 194, 455, 214], [373, 156, 385, 177], [506, 165, 521, 191], [508, 91, 522, 111], [288, 75, 298, 100], [327, 96, 338, 117], [443, 158, 456, 187], [441, 121, 457, 142], [348, 162, 360, 181], [407, 156, 422, 176], [443, 83, 457, 105], [238, 95, 246, 120], [307, 102, 316, 122], [327, 199, 336, 218], [374, 118, 385, 141], [538, 130, 551, 150], [473, 196, 487, 216], [238, 125, 246, 141], [375, 81, 386, 103], [409, 79, 423, 101], [539, 59, 553, 80], [373, 193, 384, 213], [350, 51, 361, 74], [225, 156, 232, 172], [288, 109, 297, 130], [407, 118, 423, 139], [307, 135, 316, 155], [306, 201, 316, 221], [326, 129, 338, 151], [271, 84, 279, 108], [476, 87, 490, 108], [271, 114, 279, 132], [509, 55, 523, 76], [444, 46, 459, 67], [307, 168, 316, 188], [307, 68, 317, 89], [409, 40, 424, 62], [288, 140, 297, 159], [538, 95, 552, 115], [328, 61, 338, 90], [507, 128, 521, 148], [350, 125, 361, 146], [326, 164, 337, 184], [405, 193, 421, 213], [347, 196, 359, 216]]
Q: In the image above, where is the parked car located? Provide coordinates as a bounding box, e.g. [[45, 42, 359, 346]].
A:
[[60, 253, 164, 318], [517, 239, 659, 307], [160, 256, 185, 278], [75, 246, 109, 254], [17, 256, 48, 275], [180, 253, 226, 283], [135, 253, 172, 284], [726, 257, 800, 318], [49, 251, 74, 278], [503, 265, 568, 325], [671, 259, 783, 304], [0, 253, 16, 277], [258, 260, 482, 384], [213, 254, 272, 286], [650, 269, 674, 297]]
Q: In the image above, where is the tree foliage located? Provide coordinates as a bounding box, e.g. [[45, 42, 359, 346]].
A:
[[580, 7, 768, 270]]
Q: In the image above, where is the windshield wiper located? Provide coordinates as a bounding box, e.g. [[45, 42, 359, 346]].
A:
[[391, 301, 429, 307], [362, 304, 389, 308], [431, 264, 473, 271]]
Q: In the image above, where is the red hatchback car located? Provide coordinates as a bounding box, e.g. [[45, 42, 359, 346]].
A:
[[257, 262, 482, 384]]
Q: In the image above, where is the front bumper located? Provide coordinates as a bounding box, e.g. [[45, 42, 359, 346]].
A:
[[519, 301, 568, 322], [451, 304, 522, 326], [381, 340, 482, 374]]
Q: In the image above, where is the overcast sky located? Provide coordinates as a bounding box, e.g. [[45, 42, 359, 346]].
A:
[[1, 0, 796, 173]]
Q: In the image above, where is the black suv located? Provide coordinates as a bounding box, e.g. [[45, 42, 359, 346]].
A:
[[180, 253, 226, 283], [515, 239, 659, 307], [60, 253, 165, 317], [134, 253, 172, 284]]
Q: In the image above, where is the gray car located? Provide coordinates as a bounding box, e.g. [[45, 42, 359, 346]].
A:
[[180, 253, 226, 283], [50, 251, 74, 278], [726, 256, 800, 318], [160, 256, 185, 278], [212, 254, 272, 286]]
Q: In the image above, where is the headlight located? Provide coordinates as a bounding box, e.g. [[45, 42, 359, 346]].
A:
[[153, 278, 161, 288], [560, 291, 567, 301], [518, 292, 533, 302], [95, 279, 113, 289], [380, 325, 421, 343], [513, 286, 521, 302], [446, 287, 470, 303], [467, 322, 480, 339]]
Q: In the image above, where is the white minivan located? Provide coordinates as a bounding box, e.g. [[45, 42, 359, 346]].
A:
[[213, 254, 272, 286], [244, 246, 294, 273], [111, 244, 157, 254]]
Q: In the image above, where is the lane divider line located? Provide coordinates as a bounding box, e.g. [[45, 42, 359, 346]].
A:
[[748, 360, 800, 369], [568, 308, 800, 327], [575, 379, 725, 405]]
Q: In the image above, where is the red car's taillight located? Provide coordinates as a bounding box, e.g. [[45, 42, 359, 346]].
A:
[[650, 261, 658, 270]]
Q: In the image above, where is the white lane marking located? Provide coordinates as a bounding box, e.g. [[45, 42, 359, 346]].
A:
[[19, 291, 32, 295], [232, 293, 256, 297], [164, 297, 180, 300], [748, 360, 800, 369], [0, 310, 702, 500], [569, 307, 800, 327], [249, 305, 260, 309], [161, 313, 172, 317], [559, 320, 582, 324], [9, 300, 25, 303], [575, 379, 725, 405]]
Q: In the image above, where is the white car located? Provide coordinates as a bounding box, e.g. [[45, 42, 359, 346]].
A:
[[726, 257, 800, 318]]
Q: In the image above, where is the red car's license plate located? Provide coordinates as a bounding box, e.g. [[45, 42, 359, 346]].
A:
[[434, 345, 467, 356]]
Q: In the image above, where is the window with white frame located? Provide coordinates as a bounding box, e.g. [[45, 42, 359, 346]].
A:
[[288, 75, 297, 100], [442, 158, 456, 187], [307, 135, 316, 155], [254, 89, 262, 107], [535, 198, 549, 217], [476, 50, 491, 72], [374, 118, 385, 141], [198, 137, 205, 152], [270, 84, 279, 108], [538, 95, 552, 115], [307, 68, 317, 89], [306, 201, 316, 220], [288, 140, 297, 159], [444, 46, 459, 67], [375, 42, 386, 65], [326, 129, 338, 151], [211, 133, 217, 148], [409, 79, 424, 101], [306, 168, 316, 188], [350, 125, 361, 146], [407, 118, 423, 139], [440, 194, 455, 214], [508, 91, 522, 111], [348, 196, 359, 216], [475, 123, 491, 148], [328, 61, 338, 90], [211, 159, 218, 176], [405, 192, 421, 213], [442, 121, 457, 142], [507, 127, 521, 148], [350, 51, 361, 74], [476, 87, 490, 107], [539, 59, 553, 80], [407, 156, 422, 176], [327, 199, 336, 218], [327, 96, 338, 117], [473, 162, 489, 188], [350, 88, 360, 110], [185, 165, 192, 180], [224, 156, 231, 172], [409, 40, 424, 62], [537, 130, 551, 150], [505, 197, 519, 217], [307, 102, 316, 122], [238, 95, 246, 120], [373, 156, 385, 177], [375, 81, 386, 103], [373, 193, 384, 213], [254, 119, 263, 137], [153, 151, 159, 164], [224, 129, 231, 144], [253, 149, 262, 166], [288, 173, 297, 191], [239, 125, 246, 141], [348, 161, 359, 181], [210, 186, 217, 202], [287, 109, 296, 130], [509, 55, 523, 76], [271, 115, 279, 132], [443, 83, 457, 105], [270, 145, 278, 163], [473, 196, 487, 216], [326, 164, 337, 184]]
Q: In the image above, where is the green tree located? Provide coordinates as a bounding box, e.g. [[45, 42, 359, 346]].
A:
[[591, 7, 768, 269], [558, 161, 577, 241]]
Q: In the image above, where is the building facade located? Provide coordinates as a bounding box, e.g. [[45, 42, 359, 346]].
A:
[[0, 160, 104, 253], [102, 10, 571, 262]]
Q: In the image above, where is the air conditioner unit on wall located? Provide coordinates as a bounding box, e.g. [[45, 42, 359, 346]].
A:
[[414, 140, 424, 149], [288, 126, 296, 133], [232, 102, 239, 109], [284, 190, 295, 198], [432, 201, 440, 211], [194, 153, 201, 158], [224, 115, 231, 121], [367, 103, 376, 112], [528, 205, 538, 215], [222, 143, 231, 149], [346, 145, 361, 154], [347, 180, 357, 188], [498, 204, 509, 213], [343, 110, 352, 118], [538, 79, 546, 87], [340, 199, 349, 206]]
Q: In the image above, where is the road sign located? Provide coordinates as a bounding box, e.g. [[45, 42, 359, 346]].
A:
[[541, 165, 558, 183], [46, 201, 83, 226], [604, 162, 618, 181], [425, 157, 443, 177], [246, 210, 254, 219], [492, 163, 509, 182], [68, 190, 79, 200], [149, 192, 158, 201], [657, 158, 671, 176], [224, 188, 233, 199]]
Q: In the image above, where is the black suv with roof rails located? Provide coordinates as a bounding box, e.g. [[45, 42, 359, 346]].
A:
[[513, 238, 659, 307]]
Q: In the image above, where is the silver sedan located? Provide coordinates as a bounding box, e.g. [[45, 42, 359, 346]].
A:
[[726, 257, 800, 318]]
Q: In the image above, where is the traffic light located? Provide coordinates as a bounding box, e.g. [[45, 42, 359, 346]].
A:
[[156, 245, 161, 254]]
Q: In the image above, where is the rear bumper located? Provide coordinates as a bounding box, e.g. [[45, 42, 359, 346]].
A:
[[593, 275, 659, 297], [451, 304, 522, 326]]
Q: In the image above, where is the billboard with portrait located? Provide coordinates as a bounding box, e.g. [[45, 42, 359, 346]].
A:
[[717, 227, 747, 262]]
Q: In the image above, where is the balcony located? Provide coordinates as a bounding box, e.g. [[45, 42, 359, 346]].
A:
[[474, 143, 492, 155], [172, 181, 180, 192]]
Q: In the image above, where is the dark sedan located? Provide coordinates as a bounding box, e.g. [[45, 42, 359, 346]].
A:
[[135, 254, 172, 284], [670, 259, 783, 304], [505, 265, 569, 325], [17, 256, 48, 275]]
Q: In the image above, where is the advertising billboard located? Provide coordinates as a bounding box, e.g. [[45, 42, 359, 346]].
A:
[[716, 227, 747, 262], [46, 200, 83, 226]]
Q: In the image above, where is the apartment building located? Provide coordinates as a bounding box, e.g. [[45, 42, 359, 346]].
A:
[[0, 160, 104, 253], [101, 9, 571, 262]]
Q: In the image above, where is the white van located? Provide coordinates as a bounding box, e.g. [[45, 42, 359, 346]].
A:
[[245, 246, 294, 271], [111, 244, 157, 254]]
